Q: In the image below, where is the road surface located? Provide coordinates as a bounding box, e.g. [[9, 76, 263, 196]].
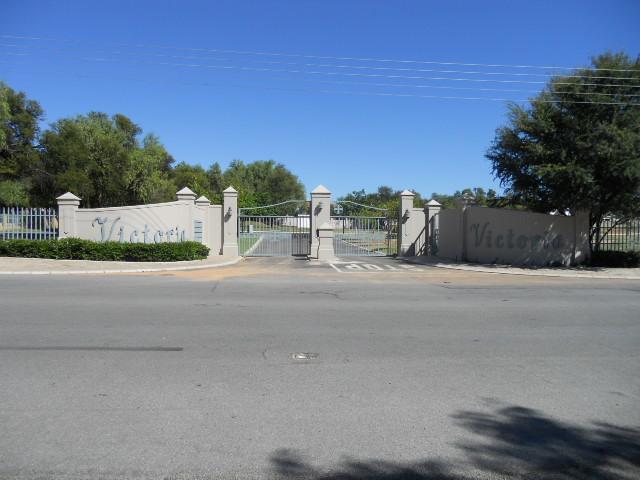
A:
[[1, 257, 639, 479]]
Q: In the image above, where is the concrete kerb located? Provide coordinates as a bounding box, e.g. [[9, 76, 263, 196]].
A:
[[404, 256, 640, 280], [0, 256, 243, 275]]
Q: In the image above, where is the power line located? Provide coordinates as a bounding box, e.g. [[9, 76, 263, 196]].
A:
[[2, 42, 639, 82], [2, 60, 637, 106], [2, 50, 639, 89], [2, 33, 639, 73]]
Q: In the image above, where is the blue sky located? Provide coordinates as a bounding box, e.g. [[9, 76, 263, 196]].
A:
[[2, 0, 639, 198]]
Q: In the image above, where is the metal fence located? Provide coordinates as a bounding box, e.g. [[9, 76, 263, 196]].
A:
[[238, 215, 310, 256], [0, 207, 59, 240], [594, 217, 640, 252], [331, 216, 397, 256]]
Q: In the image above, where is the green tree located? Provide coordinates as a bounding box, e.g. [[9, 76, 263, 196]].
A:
[[206, 162, 224, 203], [0, 82, 43, 205], [487, 52, 640, 251], [337, 186, 423, 217], [0, 179, 30, 206], [36, 113, 131, 206], [223, 159, 305, 211], [126, 134, 176, 204], [36, 112, 175, 207], [170, 162, 212, 199]]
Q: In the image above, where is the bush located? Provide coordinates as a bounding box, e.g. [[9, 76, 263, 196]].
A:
[[590, 250, 640, 268], [0, 238, 210, 262]]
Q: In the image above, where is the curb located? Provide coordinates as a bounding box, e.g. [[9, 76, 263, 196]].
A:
[[404, 258, 640, 280], [0, 256, 243, 275]]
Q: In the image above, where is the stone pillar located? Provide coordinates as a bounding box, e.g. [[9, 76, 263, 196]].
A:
[[222, 186, 239, 257], [399, 189, 415, 256], [316, 222, 336, 261], [310, 185, 331, 258], [195, 195, 211, 208], [176, 187, 197, 202], [455, 196, 473, 262], [424, 199, 442, 256], [56, 192, 81, 239], [195, 196, 211, 248]]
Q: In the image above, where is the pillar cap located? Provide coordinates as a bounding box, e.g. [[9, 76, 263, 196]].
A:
[[223, 186, 238, 194], [176, 186, 196, 196], [195, 195, 211, 205], [311, 184, 331, 194], [56, 192, 81, 203], [400, 189, 415, 196], [426, 199, 442, 206]]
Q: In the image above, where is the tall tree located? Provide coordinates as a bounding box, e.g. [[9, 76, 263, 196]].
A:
[[126, 134, 176, 204], [36, 112, 175, 207], [170, 161, 211, 199], [338, 186, 423, 216], [223, 159, 305, 209], [486, 52, 640, 251], [0, 82, 43, 206], [206, 162, 224, 203]]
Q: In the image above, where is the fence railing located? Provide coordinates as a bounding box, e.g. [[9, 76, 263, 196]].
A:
[[0, 207, 59, 240], [331, 216, 398, 256], [594, 217, 640, 252]]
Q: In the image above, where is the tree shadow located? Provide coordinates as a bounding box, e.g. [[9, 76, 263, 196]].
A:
[[270, 449, 459, 480], [453, 405, 640, 479], [268, 404, 640, 479]]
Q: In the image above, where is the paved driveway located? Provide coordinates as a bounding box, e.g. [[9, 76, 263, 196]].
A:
[[1, 258, 639, 479]]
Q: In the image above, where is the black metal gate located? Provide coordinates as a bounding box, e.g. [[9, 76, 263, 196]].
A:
[[291, 230, 311, 256]]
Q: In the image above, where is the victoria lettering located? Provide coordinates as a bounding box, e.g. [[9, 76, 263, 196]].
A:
[[470, 222, 563, 251], [92, 217, 186, 243]]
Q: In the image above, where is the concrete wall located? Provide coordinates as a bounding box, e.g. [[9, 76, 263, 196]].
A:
[[207, 204, 222, 255], [432, 206, 590, 266], [76, 201, 195, 244], [461, 206, 588, 266], [396, 185, 591, 266], [436, 209, 462, 261], [399, 207, 428, 256], [57, 188, 231, 257]]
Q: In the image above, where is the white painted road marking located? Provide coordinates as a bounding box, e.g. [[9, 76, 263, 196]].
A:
[[330, 263, 424, 273]]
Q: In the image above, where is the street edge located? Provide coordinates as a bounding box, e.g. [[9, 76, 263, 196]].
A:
[[403, 257, 640, 280], [0, 256, 244, 275]]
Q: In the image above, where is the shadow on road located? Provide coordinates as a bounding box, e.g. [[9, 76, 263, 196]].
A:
[[269, 404, 640, 479]]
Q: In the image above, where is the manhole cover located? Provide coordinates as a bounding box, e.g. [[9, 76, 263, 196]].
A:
[[290, 352, 319, 360]]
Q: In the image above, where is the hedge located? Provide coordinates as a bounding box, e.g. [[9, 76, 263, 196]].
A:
[[0, 238, 210, 262], [589, 250, 640, 268]]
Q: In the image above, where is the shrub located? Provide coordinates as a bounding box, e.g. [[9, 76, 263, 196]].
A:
[[589, 250, 640, 268], [0, 238, 210, 262]]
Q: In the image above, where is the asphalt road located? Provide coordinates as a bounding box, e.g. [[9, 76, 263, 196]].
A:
[[1, 258, 639, 479]]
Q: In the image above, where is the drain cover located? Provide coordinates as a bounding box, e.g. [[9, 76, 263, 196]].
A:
[[290, 352, 318, 360]]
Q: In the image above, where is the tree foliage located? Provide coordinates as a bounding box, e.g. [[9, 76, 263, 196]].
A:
[[0, 81, 43, 205], [430, 187, 498, 209], [34, 112, 175, 207], [0, 81, 305, 209], [486, 52, 640, 250], [337, 186, 499, 215], [337, 186, 422, 216]]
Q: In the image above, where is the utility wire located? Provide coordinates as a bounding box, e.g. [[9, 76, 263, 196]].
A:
[[3, 55, 638, 98], [2, 33, 639, 73], [1, 50, 638, 89], [2, 42, 638, 81], [1, 60, 636, 106]]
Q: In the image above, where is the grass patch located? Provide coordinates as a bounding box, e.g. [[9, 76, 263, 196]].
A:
[[239, 235, 260, 254]]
